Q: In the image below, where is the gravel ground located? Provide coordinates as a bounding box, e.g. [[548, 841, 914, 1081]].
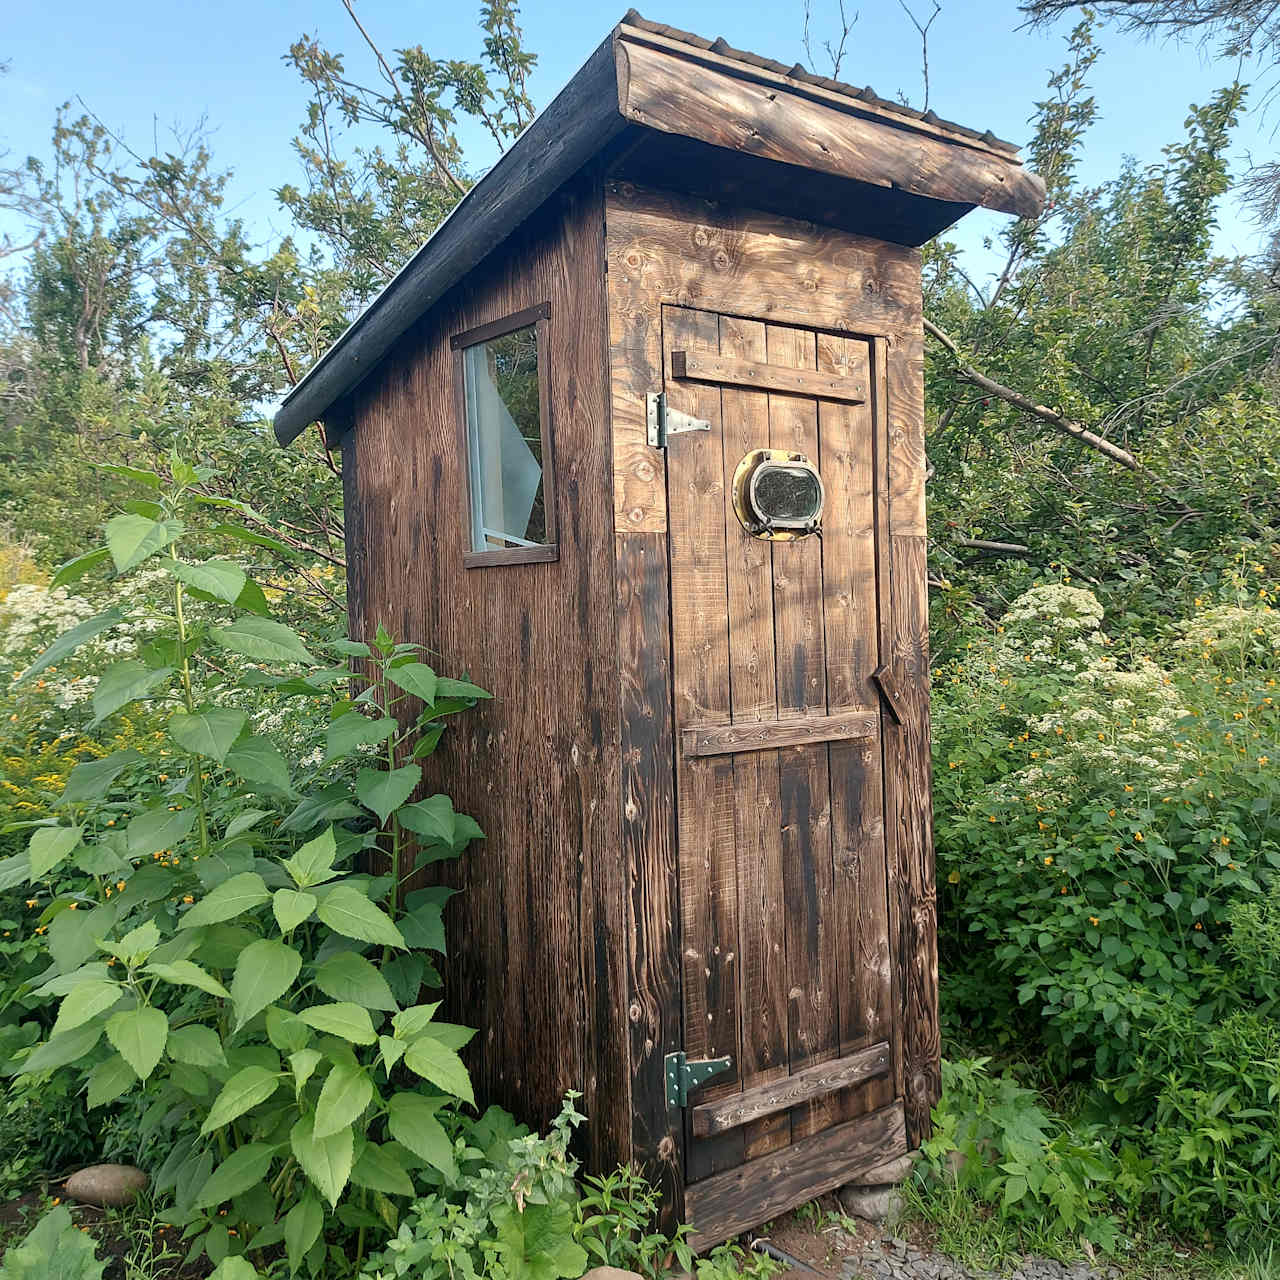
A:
[[833, 1235, 1118, 1280]]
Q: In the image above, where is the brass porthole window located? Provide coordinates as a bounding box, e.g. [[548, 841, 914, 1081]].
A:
[[731, 449, 824, 540]]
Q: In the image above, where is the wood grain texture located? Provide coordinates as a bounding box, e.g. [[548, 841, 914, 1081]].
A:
[[617, 40, 1045, 220], [685, 1102, 908, 1250], [691, 1041, 891, 1137], [342, 175, 629, 1172], [672, 348, 865, 403], [682, 711, 877, 757]]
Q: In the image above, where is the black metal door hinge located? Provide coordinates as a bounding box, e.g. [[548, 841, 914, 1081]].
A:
[[665, 1051, 733, 1110]]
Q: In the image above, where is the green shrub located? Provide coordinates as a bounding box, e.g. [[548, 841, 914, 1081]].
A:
[[0, 1204, 105, 1280]]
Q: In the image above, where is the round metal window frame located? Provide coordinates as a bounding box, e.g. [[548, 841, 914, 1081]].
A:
[[731, 448, 825, 541]]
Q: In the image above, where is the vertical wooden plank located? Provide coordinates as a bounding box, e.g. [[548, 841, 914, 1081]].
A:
[[664, 306, 742, 1181], [817, 333, 894, 1125], [617, 530, 684, 1225], [715, 315, 788, 1160]]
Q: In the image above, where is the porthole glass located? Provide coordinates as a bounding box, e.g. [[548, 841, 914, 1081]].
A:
[[731, 449, 824, 540]]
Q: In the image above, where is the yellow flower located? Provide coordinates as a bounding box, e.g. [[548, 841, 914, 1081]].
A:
[[1060, 886, 1068, 894], [1259, 757, 1270, 766], [182, 895, 193, 904], [116, 880, 126, 891], [1135, 832, 1145, 842], [25, 899, 36, 909], [948, 761, 958, 769], [1124, 785, 1134, 793], [947, 870, 960, 884], [1194, 922, 1203, 931], [1044, 856, 1054, 865], [1089, 916, 1099, 926], [34, 926, 46, 935], [1220, 836, 1230, 846], [988, 815, 997, 823], [68, 902, 77, 910]]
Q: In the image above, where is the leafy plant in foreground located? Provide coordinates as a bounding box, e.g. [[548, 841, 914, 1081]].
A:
[[6, 456, 489, 1276]]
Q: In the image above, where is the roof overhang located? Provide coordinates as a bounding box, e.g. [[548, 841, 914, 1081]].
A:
[[274, 12, 1044, 446]]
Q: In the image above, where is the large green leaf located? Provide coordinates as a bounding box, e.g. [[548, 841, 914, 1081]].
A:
[[355, 765, 421, 825], [105, 513, 183, 573], [224, 735, 293, 794], [314, 951, 397, 1011], [166, 1024, 227, 1068], [62, 748, 141, 805], [350, 1141, 415, 1197], [126, 805, 197, 858], [90, 660, 173, 726], [284, 1194, 324, 1274], [315, 885, 405, 949], [386, 662, 437, 704], [403, 1034, 474, 1105], [52, 980, 123, 1038], [324, 711, 396, 765], [386, 1093, 456, 1178], [210, 617, 316, 666], [231, 939, 303, 1030], [163, 558, 247, 605], [49, 546, 111, 590], [290, 1113, 353, 1208], [195, 1143, 277, 1209], [433, 677, 491, 701], [169, 708, 248, 763], [179, 872, 270, 930], [281, 826, 339, 888], [18, 609, 124, 686], [201, 1066, 281, 1136], [106, 1006, 168, 1081], [146, 957, 231, 999], [272, 888, 317, 934], [208, 1259, 260, 1280], [314, 1061, 373, 1139], [21, 1021, 102, 1074], [0, 1204, 107, 1280], [27, 826, 83, 880], [297, 1002, 377, 1045], [86, 1053, 136, 1109]]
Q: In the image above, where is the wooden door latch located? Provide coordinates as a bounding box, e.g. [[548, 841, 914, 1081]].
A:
[[871, 665, 905, 725]]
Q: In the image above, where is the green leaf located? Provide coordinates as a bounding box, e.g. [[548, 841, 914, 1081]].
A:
[[289, 1048, 323, 1093], [290, 1113, 353, 1208], [179, 872, 271, 930], [225, 809, 271, 840], [105, 513, 183, 573], [324, 711, 396, 764], [209, 1258, 263, 1280], [314, 1061, 373, 1138], [169, 707, 249, 763], [210, 617, 316, 666], [273, 888, 317, 934], [355, 765, 421, 825], [28, 826, 83, 880], [403, 1034, 474, 1105], [18, 608, 124, 686], [284, 1194, 324, 1274], [98, 461, 163, 489], [49, 546, 111, 589], [125, 805, 197, 858], [211, 522, 293, 557], [87, 1054, 136, 1108], [329, 639, 371, 657], [267, 1006, 312, 1054], [201, 1066, 281, 1136], [224, 734, 294, 794], [351, 1141, 415, 1197], [0, 1204, 106, 1280], [387, 1093, 456, 1178], [282, 826, 339, 888], [106, 1006, 168, 1081], [231, 939, 303, 1031], [52, 979, 123, 1038], [110, 920, 161, 965], [62, 748, 142, 805], [378, 1036, 407, 1076], [315, 885, 405, 949], [397, 795, 477, 847], [297, 1002, 377, 1045], [163, 558, 247, 605], [314, 951, 398, 1011], [196, 1143, 277, 1209], [91, 660, 173, 726], [386, 662, 437, 704], [21, 1021, 102, 1074], [166, 1024, 227, 1068], [145, 960, 230, 999], [434, 677, 491, 701]]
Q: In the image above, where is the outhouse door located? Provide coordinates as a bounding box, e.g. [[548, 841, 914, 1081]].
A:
[[660, 304, 898, 1184]]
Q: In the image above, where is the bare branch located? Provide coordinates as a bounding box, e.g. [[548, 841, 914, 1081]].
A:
[[895, 0, 942, 111]]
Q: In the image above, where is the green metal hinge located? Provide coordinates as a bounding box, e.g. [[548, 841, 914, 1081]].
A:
[[665, 1051, 733, 1110]]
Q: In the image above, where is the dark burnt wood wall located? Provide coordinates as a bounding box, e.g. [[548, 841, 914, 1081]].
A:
[[340, 173, 632, 1171]]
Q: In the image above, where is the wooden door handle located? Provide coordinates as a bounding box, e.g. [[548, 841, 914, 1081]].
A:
[[871, 665, 904, 725]]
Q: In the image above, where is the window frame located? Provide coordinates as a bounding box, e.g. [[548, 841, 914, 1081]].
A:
[[451, 301, 558, 569]]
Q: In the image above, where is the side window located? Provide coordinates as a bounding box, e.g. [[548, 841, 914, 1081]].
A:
[[452, 302, 556, 567]]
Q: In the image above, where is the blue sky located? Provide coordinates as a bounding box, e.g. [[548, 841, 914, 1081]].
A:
[[1, 0, 1272, 287]]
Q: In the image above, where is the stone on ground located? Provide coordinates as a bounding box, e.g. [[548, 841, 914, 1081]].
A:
[[838, 1182, 905, 1225], [580, 1269, 645, 1280], [64, 1163, 148, 1207]]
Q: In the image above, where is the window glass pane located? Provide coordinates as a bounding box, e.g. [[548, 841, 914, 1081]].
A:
[[462, 323, 546, 552]]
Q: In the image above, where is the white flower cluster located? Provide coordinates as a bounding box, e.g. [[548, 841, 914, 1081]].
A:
[[995, 584, 1107, 677], [1177, 603, 1280, 667], [0, 584, 96, 659]]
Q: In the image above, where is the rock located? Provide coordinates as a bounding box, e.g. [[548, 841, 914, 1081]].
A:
[[64, 1163, 148, 1208], [580, 1269, 644, 1280], [838, 1182, 904, 1225]]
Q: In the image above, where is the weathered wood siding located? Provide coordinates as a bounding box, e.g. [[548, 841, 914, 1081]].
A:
[[342, 175, 631, 1171]]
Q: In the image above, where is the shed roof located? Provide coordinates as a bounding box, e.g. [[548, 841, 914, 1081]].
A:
[[274, 12, 1044, 446]]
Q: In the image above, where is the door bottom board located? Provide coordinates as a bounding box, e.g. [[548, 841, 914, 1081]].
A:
[[691, 1041, 891, 1136], [685, 1100, 907, 1251]]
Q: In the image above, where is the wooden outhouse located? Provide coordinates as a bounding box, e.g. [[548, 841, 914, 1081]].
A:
[[274, 12, 1043, 1247]]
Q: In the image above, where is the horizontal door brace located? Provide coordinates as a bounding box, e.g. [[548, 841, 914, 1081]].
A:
[[671, 349, 867, 404], [682, 709, 878, 758]]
